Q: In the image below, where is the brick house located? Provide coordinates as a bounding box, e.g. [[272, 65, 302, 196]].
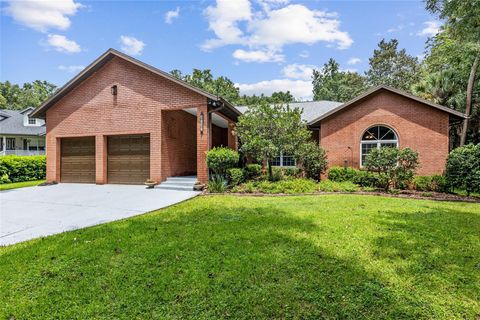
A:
[[32, 49, 465, 184], [31, 49, 239, 185]]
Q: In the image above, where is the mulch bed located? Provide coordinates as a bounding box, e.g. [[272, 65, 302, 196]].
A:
[[204, 190, 480, 203]]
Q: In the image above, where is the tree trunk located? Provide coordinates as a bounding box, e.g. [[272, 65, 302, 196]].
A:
[[268, 160, 273, 181], [460, 54, 480, 146]]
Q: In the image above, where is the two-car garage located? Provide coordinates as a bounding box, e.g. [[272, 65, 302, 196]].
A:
[[60, 134, 150, 184]]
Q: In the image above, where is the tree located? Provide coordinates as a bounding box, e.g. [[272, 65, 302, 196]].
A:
[[424, 0, 480, 145], [445, 144, 480, 195], [412, 69, 465, 110], [363, 147, 419, 191], [0, 80, 57, 110], [312, 58, 367, 102], [236, 102, 311, 179], [295, 142, 328, 181], [365, 39, 421, 92], [170, 69, 241, 104]]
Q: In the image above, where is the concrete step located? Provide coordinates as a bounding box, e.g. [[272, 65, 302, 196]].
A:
[[155, 185, 194, 191], [160, 180, 196, 187], [166, 176, 197, 182]]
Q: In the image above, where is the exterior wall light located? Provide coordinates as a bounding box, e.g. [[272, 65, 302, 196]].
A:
[[111, 85, 118, 96], [200, 112, 204, 134]]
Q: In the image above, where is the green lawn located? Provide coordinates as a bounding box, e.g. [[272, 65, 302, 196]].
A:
[[1, 195, 479, 319], [0, 180, 45, 191]]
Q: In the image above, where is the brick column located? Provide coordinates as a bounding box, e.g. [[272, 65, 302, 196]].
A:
[[95, 135, 107, 184], [46, 134, 61, 182], [227, 121, 237, 150], [196, 104, 210, 183], [150, 130, 163, 183]]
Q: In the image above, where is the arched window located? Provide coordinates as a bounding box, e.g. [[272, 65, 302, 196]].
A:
[[360, 125, 398, 166]]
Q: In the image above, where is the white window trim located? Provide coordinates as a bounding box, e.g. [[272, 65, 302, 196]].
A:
[[272, 152, 296, 167], [360, 126, 398, 167]]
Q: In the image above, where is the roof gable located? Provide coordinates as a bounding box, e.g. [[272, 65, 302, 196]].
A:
[[308, 85, 466, 126], [31, 48, 240, 119]]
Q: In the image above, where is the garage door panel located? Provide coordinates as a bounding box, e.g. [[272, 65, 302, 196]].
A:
[[107, 135, 150, 184], [61, 137, 95, 183]]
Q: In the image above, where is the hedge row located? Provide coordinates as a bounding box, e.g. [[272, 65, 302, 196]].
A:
[[0, 155, 46, 184]]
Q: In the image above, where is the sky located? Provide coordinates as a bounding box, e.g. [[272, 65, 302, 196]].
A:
[[0, 0, 441, 100]]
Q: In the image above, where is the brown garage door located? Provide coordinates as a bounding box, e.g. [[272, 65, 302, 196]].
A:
[[61, 137, 95, 183], [107, 134, 150, 184]]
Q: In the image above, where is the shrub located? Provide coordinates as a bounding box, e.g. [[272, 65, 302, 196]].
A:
[[328, 167, 381, 188], [328, 167, 357, 182], [445, 144, 480, 196], [296, 142, 328, 181], [318, 180, 359, 192], [207, 175, 228, 193], [364, 147, 419, 191], [282, 167, 302, 178], [206, 147, 239, 176], [270, 167, 283, 182], [243, 164, 262, 180], [0, 155, 46, 183], [227, 168, 244, 186], [413, 175, 447, 192], [232, 178, 317, 194]]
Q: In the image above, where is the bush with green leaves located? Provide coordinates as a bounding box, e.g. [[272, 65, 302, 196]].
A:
[[296, 142, 328, 181], [206, 147, 239, 176], [328, 166, 381, 188], [413, 175, 448, 192], [445, 144, 480, 195], [227, 168, 244, 187], [364, 147, 419, 191], [207, 175, 228, 193], [243, 164, 262, 180], [317, 180, 360, 192], [232, 178, 318, 194], [0, 155, 46, 183]]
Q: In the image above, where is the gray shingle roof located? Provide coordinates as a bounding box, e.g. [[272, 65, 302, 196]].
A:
[[0, 109, 46, 135], [235, 100, 343, 123]]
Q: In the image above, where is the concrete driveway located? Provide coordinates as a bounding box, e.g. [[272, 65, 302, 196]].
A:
[[0, 184, 199, 246]]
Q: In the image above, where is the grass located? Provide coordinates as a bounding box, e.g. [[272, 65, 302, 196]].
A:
[[0, 180, 45, 191], [1, 195, 479, 319]]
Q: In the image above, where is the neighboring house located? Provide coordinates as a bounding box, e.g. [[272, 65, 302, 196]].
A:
[[0, 107, 46, 156], [31, 48, 465, 185], [238, 86, 466, 175]]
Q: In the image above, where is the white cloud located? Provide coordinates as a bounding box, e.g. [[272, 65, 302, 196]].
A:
[[46, 34, 81, 53], [202, 0, 252, 50], [340, 68, 358, 73], [417, 21, 440, 37], [165, 7, 180, 24], [299, 50, 309, 58], [202, 1, 352, 62], [281, 64, 315, 80], [347, 57, 361, 65], [120, 35, 145, 56], [5, 0, 82, 32], [233, 49, 284, 63], [58, 65, 85, 73], [236, 79, 313, 100]]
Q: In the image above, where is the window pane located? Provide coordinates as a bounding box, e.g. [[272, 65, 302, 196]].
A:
[[271, 156, 281, 166], [379, 126, 396, 140], [362, 128, 378, 140], [361, 142, 377, 165], [282, 155, 296, 167], [380, 142, 397, 148]]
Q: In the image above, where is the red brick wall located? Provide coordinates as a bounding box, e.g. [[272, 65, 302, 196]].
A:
[[45, 56, 208, 183], [319, 90, 449, 175], [161, 110, 197, 178]]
